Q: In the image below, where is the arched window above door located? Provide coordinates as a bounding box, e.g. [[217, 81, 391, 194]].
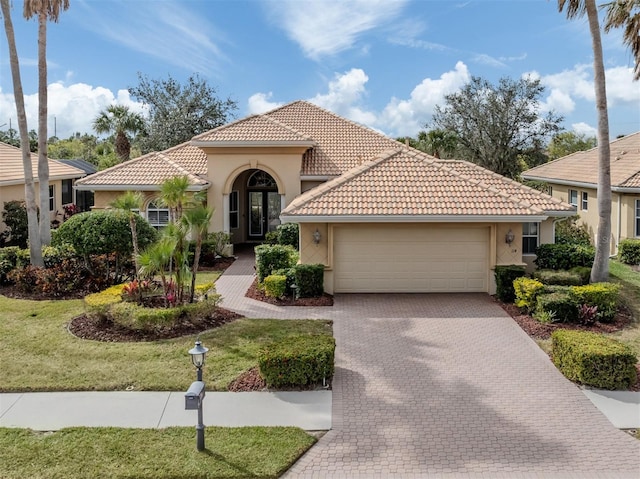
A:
[[247, 170, 277, 188]]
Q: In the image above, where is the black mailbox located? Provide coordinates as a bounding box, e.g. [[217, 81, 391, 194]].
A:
[[185, 381, 205, 410]]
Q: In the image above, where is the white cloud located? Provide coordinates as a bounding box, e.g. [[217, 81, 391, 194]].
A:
[[0, 82, 145, 139], [530, 64, 640, 112], [543, 88, 576, 114], [248, 92, 282, 114], [572, 122, 597, 137], [265, 0, 408, 60], [472, 53, 506, 69], [379, 61, 471, 136]]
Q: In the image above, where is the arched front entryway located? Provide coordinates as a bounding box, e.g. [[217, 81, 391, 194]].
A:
[[228, 169, 283, 243]]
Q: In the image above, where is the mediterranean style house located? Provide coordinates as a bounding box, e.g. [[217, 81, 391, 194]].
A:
[[75, 101, 575, 294], [0, 142, 90, 236], [522, 132, 640, 255]]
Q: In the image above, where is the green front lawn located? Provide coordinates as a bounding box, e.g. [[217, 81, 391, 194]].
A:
[[608, 259, 640, 357], [0, 426, 315, 479], [0, 291, 332, 392]]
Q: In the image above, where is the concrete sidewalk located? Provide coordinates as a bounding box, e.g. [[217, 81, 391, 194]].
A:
[[0, 390, 331, 431]]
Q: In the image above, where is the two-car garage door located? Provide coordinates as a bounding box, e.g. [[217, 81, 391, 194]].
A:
[[333, 224, 489, 293]]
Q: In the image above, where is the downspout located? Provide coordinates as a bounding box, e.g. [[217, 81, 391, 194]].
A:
[[614, 192, 622, 257], [552, 216, 569, 244]]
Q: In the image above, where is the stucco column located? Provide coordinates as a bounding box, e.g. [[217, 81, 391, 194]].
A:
[[222, 193, 230, 233]]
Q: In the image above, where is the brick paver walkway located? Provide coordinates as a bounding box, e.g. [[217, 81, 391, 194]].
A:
[[216, 248, 640, 478]]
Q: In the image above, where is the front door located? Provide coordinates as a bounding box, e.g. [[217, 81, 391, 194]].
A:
[[248, 191, 281, 240]]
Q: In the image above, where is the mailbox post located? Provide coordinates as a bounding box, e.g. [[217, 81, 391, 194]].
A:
[[186, 340, 208, 451]]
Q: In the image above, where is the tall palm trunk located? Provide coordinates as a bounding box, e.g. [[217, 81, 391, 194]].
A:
[[37, 10, 51, 245], [1, 0, 43, 266], [586, 0, 611, 283]]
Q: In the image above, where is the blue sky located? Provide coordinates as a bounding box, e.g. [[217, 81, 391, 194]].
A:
[[1, 0, 639, 142]]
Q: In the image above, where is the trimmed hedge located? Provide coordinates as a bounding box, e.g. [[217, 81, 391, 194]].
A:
[[552, 330, 637, 390], [277, 223, 299, 250], [618, 238, 640, 265], [258, 335, 335, 388], [513, 277, 544, 313], [254, 244, 299, 283], [494, 265, 526, 302], [570, 283, 620, 323], [534, 243, 595, 270], [293, 263, 325, 298], [535, 291, 577, 323], [532, 269, 586, 286], [264, 275, 287, 298]]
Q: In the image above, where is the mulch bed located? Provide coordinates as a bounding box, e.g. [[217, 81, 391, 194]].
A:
[[245, 278, 334, 306], [495, 298, 640, 392], [68, 307, 243, 343]]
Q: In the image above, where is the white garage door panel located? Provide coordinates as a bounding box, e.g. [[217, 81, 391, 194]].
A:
[[334, 225, 489, 293]]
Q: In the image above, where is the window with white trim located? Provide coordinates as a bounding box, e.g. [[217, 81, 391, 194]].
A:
[[568, 189, 578, 207], [62, 179, 73, 205], [522, 222, 539, 255], [581, 191, 588, 210], [636, 199, 640, 237], [49, 185, 55, 211], [146, 200, 169, 229], [229, 191, 239, 229]]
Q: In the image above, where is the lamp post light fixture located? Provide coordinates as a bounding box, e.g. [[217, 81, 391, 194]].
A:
[[185, 339, 208, 451], [189, 340, 208, 381]]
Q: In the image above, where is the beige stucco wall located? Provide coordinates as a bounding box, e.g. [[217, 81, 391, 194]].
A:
[[548, 183, 639, 254], [1, 179, 70, 234], [202, 147, 305, 234], [92, 191, 162, 211]]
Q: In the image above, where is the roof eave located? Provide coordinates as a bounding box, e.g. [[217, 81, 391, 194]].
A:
[[191, 140, 316, 148], [280, 214, 551, 223], [518, 174, 640, 193], [74, 183, 210, 192]]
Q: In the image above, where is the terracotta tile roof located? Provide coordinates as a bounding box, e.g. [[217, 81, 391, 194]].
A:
[[75, 141, 207, 189], [281, 149, 575, 219], [192, 114, 315, 143], [522, 132, 640, 189], [0, 142, 86, 185], [265, 101, 405, 176]]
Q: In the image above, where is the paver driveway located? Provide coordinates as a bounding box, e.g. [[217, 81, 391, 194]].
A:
[[217, 252, 640, 478]]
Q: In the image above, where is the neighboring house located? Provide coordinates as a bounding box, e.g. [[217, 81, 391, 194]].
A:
[[522, 132, 640, 255], [0, 142, 87, 235], [75, 101, 574, 294], [55, 159, 97, 212]]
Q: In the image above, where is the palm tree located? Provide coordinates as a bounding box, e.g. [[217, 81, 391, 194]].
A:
[[23, 0, 69, 246], [417, 129, 458, 159], [1, 0, 43, 266], [110, 191, 144, 281], [93, 105, 145, 162], [558, 0, 611, 283], [603, 0, 640, 79], [160, 175, 191, 222], [138, 236, 176, 307], [182, 204, 213, 303]]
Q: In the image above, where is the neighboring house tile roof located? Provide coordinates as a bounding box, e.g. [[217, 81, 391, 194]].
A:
[[281, 148, 575, 220], [522, 131, 640, 190], [75, 141, 208, 190], [0, 142, 86, 186], [56, 159, 97, 175]]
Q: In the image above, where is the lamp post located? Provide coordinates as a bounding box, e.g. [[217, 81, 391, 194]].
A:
[[186, 339, 208, 451]]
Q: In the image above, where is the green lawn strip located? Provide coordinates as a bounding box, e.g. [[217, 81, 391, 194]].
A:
[[0, 426, 315, 479], [0, 294, 332, 392], [608, 260, 640, 357]]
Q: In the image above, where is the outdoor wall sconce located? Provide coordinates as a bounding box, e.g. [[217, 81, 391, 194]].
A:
[[505, 229, 515, 245], [186, 339, 208, 451], [313, 228, 321, 245]]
